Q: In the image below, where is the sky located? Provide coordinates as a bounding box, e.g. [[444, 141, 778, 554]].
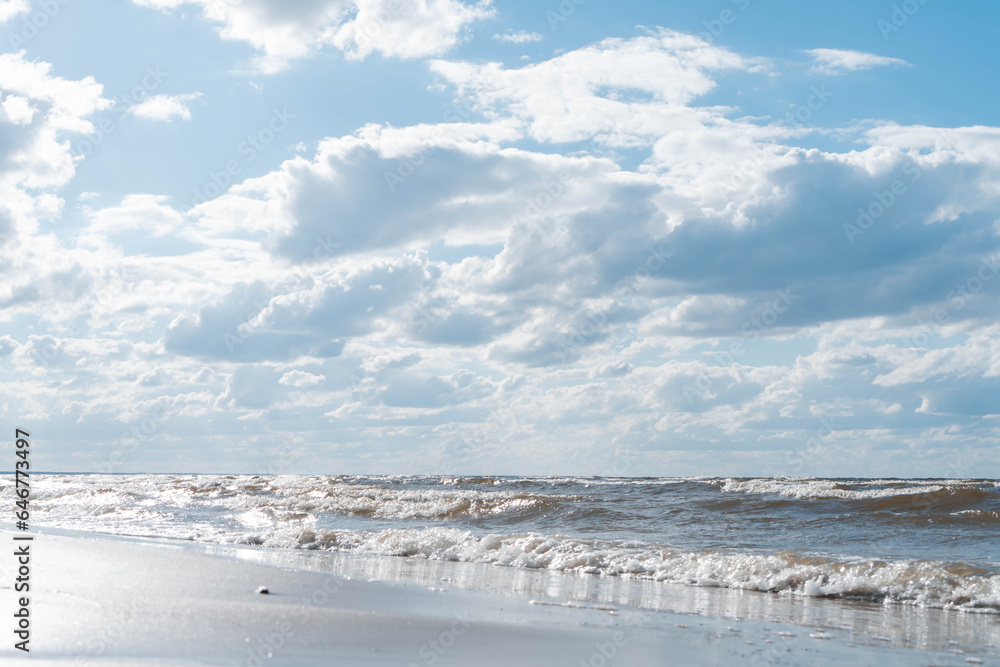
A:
[[1, 0, 999, 477]]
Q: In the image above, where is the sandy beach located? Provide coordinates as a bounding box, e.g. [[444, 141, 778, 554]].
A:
[[2, 527, 996, 666], [4, 0, 999, 663]]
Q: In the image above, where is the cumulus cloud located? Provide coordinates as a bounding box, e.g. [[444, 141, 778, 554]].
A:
[[128, 92, 203, 121], [0, 0, 29, 23], [4, 28, 1000, 475], [161, 253, 429, 362], [180, 109, 999, 373], [0, 52, 109, 317], [432, 29, 753, 146], [190, 120, 608, 260], [593, 360, 633, 378], [136, 32, 1000, 410], [1, 94, 35, 124], [805, 48, 911, 75], [279, 370, 326, 387], [133, 0, 494, 72], [0, 51, 109, 188]]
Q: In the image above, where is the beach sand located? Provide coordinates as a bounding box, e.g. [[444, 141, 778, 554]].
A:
[[2, 528, 996, 666]]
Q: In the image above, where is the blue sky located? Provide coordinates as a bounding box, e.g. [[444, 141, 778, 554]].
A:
[[1, 0, 999, 476]]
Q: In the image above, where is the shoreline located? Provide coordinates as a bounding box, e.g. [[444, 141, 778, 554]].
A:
[[1, 528, 997, 665]]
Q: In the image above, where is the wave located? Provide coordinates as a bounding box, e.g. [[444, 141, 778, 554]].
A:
[[21, 475, 1000, 527], [715, 478, 1000, 513], [16, 473, 1000, 614], [212, 524, 1000, 614], [23, 474, 573, 522]]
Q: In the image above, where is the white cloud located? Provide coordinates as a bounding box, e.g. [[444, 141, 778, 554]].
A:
[[128, 92, 203, 121], [333, 0, 494, 62], [173, 114, 1000, 367], [80, 194, 188, 245], [1, 94, 35, 124], [805, 48, 911, 75], [432, 29, 756, 148], [0, 52, 109, 316], [279, 370, 326, 387], [0, 0, 29, 23], [133, 0, 494, 72], [0, 56, 108, 138], [3, 31, 1000, 476], [493, 30, 542, 44], [593, 360, 633, 378], [434, 29, 795, 216], [189, 120, 595, 259]]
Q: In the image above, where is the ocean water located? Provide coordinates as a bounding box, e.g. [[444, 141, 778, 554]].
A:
[[22, 474, 1000, 617]]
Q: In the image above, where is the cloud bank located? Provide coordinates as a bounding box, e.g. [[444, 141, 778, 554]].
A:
[[2, 27, 998, 477]]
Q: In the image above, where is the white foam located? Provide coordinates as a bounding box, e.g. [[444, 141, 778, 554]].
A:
[[19, 474, 1000, 614], [23, 474, 567, 524], [218, 525, 1000, 613], [717, 478, 947, 500]]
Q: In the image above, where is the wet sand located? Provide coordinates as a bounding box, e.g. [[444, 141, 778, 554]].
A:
[[2, 528, 996, 666]]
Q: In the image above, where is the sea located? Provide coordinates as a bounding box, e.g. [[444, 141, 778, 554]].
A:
[[20, 474, 1000, 663], [25, 474, 1000, 610]]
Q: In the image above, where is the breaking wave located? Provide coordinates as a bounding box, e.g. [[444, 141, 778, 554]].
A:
[[12, 473, 1000, 614]]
